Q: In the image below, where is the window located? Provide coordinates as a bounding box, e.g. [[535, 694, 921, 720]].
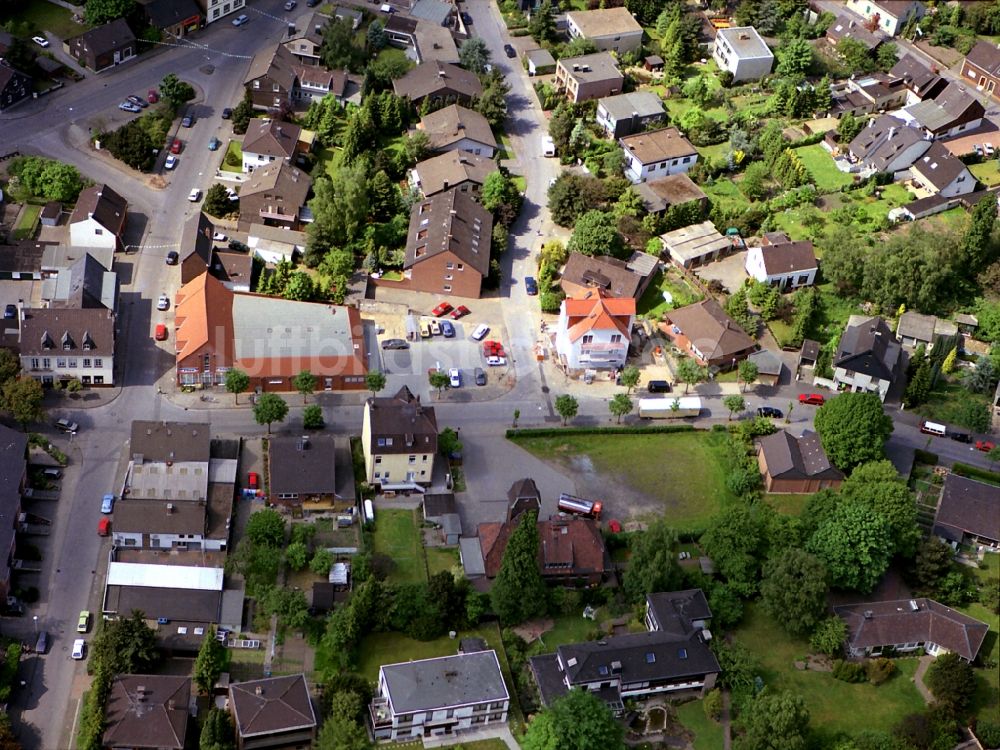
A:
[[682, 156, 691, 164], [409, 455, 416, 463], [272, 83, 280, 92], [375, 456, 382, 464], [374, 471, 381, 478], [444, 274, 453, 281], [94, 228, 103, 235], [582, 335, 593, 344], [253, 80, 260, 89], [610, 334, 622, 343], [446, 262, 454, 270], [422, 455, 428, 461], [457, 263, 464, 271], [94, 358, 103, 368], [659, 161, 666, 169], [82, 359, 91, 368], [94, 376, 104, 384], [67, 358, 77, 368], [57, 358, 67, 368], [443, 285, 452, 292], [30, 358, 38, 369]]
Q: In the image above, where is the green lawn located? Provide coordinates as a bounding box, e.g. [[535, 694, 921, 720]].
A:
[[733, 604, 926, 740], [970, 159, 1000, 187], [2, 2, 89, 39], [426, 546, 460, 577], [957, 554, 999, 722], [313, 146, 340, 179], [764, 493, 812, 515], [497, 132, 515, 161], [702, 178, 751, 213], [676, 699, 725, 750], [915, 379, 991, 431], [446, 741, 510, 750], [696, 141, 732, 168], [534, 612, 604, 652], [804, 283, 861, 346], [513, 432, 737, 531], [794, 144, 854, 193], [13, 203, 41, 240], [770, 183, 914, 243], [637, 267, 704, 319], [375, 46, 413, 71], [221, 140, 243, 174], [372, 509, 426, 585], [512, 175, 527, 193]]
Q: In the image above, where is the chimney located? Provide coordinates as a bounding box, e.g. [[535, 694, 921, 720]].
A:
[[442, 180, 449, 189], [167, 503, 174, 514], [168, 700, 176, 711]]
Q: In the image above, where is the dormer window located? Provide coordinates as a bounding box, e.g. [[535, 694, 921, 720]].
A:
[[62, 331, 74, 350], [41, 331, 54, 350], [82, 331, 94, 351]]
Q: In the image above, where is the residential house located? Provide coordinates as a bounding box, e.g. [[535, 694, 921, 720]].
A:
[[507, 477, 541, 522], [826, 13, 885, 53], [565, 8, 643, 55], [665, 299, 757, 369], [410, 151, 494, 197], [244, 44, 299, 110], [174, 272, 368, 391], [392, 61, 482, 108], [835, 598, 988, 661], [0, 62, 32, 112], [361, 386, 438, 489], [620, 127, 698, 184], [910, 141, 976, 198], [530, 590, 720, 714], [19, 308, 115, 385], [933, 474, 1000, 550], [554, 52, 624, 104], [845, 0, 925, 36], [559, 251, 658, 302], [229, 675, 317, 750], [283, 12, 327, 65], [744, 239, 818, 290], [268, 434, 349, 512], [848, 115, 930, 175], [525, 48, 556, 76], [895, 311, 958, 350], [417, 104, 497, 157], [891, 54, 947, 104], [555, 291, 636, 371], [843, 72, 909, 112], [402, 188, 492, 298], [331, 5, 363, 30], [903, 82, 985, 141], [423, 492, 461, 545], [833, 315, 901, 402], [69, 184, 128, 252], [0, 239, 48, 281], [757, 430, 844, 493], [211, 251, 254, 293], [237, 162, 312, 232], [370, 651, 509, 742], [64, 18, 137, 72], [746, 348, 783, 387], [295, 65, 361, 106], [658, 221, 731, 269], [180, 212, 216, 284], [410, 0, 454, 27], [241, 117, 304, 172], [596, 91, 666, 138], [247, 223, 307, 265], [102, 559, 226, 626], [45, 251, 118, 311], [135, 0, 202, 37], [633, 174, 708, 217], [0, 425, 27, 602], [102, 675, 191, 750], [384, 15, 460, 65], [712, 26, 773, 83], [196, 0, 246, 24], [962, 41, 1000, 101]]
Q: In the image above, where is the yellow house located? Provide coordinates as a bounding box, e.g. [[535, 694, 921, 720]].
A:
[[362, 386, 438, 490]]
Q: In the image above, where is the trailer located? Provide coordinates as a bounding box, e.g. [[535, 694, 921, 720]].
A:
[[363, 499, 375, 524], [637, 396, 702, 419], [557, 493, 603, 520]]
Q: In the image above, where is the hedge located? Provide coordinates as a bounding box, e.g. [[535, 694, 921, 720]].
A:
[[507, 424, 698, 439], [950, 462, 1000, 486]]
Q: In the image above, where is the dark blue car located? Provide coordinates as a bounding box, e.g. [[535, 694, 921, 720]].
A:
[[525, 277, 538, 295], [440, 320, 455, 338]]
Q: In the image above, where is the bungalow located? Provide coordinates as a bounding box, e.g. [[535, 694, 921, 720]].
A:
[[362, 386, 437, 490], [559, 251, 658, 302], [835, 598, 988, 661], [895, 311, 958, 350], [746, 348, 783, 387], [410, 151, 494, 197], [621, 127, 698, 184], [633, 174, 708, 218], [64, 18, 137, 72], [658, 221, 731, 269], [417, 104, 497, 157], [665, 298, 756, 369], [565, 7, 643, 55], [530, 590, 720, 715], [932, 474, 1000, 550], [757, 430, 844, 493], [963, 41, 1000, 102], [832, 315, 901, 402], [69, 184, 128, 253], [712, 26, 774, 83], [596, 91, 666, 138], [554, 52, 624, 104], [0, 61, 32, 112], [229, 675, 317, 750], [744, 239, 818, 290], [903, 81, 985, 141], [910, 141, 976, 198], [844, 0, 925, 36], [392, 61, 482, 108], [555, 291, 636, 371]]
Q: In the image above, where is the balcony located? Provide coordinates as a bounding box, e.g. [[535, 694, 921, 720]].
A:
[[580, 341, 626, 353], [369, 697, 392, 728]]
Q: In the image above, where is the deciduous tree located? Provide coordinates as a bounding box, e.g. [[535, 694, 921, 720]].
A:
[[194, 627, 228, 695], [675, 357, 705, 395], [84, 0, 135, 25], [491, 511, 548, 625], [723, 394, 746, 421], [925, 653, 975, 717], [776, 38, 814, 76], [365, 370, 386, 395], [522, 688, 625, 750], [1, 377, 43, 431], [458, 36, 491, 74], [554, 394, 579, 425], [620, 366, 641, 394], [429, 370, 450, 396], [760, 548, 828, 637], [807, 500, 891, 592], [567, 210, 625, 259], [303, 405, 324, 429], [701, 505, 769, 597], [224, 369, 249, 405], [293, 370, 316, 403], [961, 186, 999, 273], [809, 616, 846, 657], [253, 393, 289, 434], [159, 73, 195, 107], [813, 392, 893, 473], [623, 519, 684, 603], [246, 508, 285, 547], [738, 359, 759, 393], [737, 690, 810, 750], [840, 460, 920, 558]]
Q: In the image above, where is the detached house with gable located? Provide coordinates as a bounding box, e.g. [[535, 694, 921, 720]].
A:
[[757, 430, 844, 493], [847, 115, 930, 176], [241, 117, 305, 173], [845, 0, 925, 37], [903, 81, 985, 141], [362, 386, 438, 490], [64, 18, 137, 72], [910, 141, 976, 198], [963, 40, 1000, 101], [244, 44, 298, 110], [744, 235, 818, 290], [417, 104, 497, 157], [620, 127, 698, 184], [555, 291, 636, 371], [665, 299, 756, 370], [19, 308, 115, 386], [833, 315, 902, 402], [69, 184, 128, 252]]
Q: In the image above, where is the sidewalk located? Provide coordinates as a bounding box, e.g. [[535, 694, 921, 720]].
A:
[[421, 725, 520, 749]]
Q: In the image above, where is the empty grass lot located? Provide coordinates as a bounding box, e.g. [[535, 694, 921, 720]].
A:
[[915, 380, 991, 431], [13, 203, 41, 241], [426, 546, 460, 577], [221, 140, 242, 174], [513, 432, 737, 531], [959, 554, 999, 722], [676, 699, 725, 750], [2, 2, 88, 40], [372, 508, 426, 585], [637, 268, 703, 319], [701, 178, 751, 213], [794, 144, 854, 193], [970, 159, 1000, 187], [764, 493, 811, 515], [733, 604, 925, 741]]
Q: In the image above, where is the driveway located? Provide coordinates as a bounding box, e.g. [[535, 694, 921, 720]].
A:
[[694, 251, 748, 294]]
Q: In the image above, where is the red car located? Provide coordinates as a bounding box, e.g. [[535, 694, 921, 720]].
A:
[[450, 305, 471, 320], [483, 340, 505, 357], [97, 517, 111, 537], [798, 393, 825, 406], [147, 89, 159, 103], [432, 301, 454, 317], [154, 323, 167, 341], [976, 440, 996, 452], [170, 139, 182, 154], [248, 471, 259, 490]]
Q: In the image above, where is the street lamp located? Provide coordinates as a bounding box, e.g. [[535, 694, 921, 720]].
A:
[[32, 615, 37, 635]]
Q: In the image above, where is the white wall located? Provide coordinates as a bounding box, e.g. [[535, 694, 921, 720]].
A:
[[22, 353, 114, 386], [69, 218, 117, 251], [624, 151, 697, 183], [833, 366, 890, 401], [204, 0, 246, 23]]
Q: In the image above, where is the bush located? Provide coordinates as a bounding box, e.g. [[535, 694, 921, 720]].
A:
[[539, 289, 565, 313], [975, 721, 1000, 748], [832, 659, 867, 683], [865, 657, 896, 686], [507, 425, 698, 439], [951, 462, 1000, 486]]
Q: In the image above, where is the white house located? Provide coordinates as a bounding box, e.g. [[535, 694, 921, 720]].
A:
[[744, 240, 818, 290], [845, 0, 925, 37], [910, 141, 976, 198], [833, 316, 901, 402], [370, 651, 510, 742], [241, 117, 301, 173], [565, 7, 643, 55], [555, 292, 636, 370], [201, 0, 246, 24], [19, 308, 115, 386], [713, 26, 774, 83], [620, 127, 698, 184], [69, 184, 128, 252]]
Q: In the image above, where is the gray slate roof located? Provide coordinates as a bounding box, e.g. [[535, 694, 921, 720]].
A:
[[598, 91, 665, 122], [911, 141, 970, 191], [268, 434, 336, 496], [933, 474, 1000, 544], [229, 674, 317, 738], [381, 650, 508, 714], [758, 430, 845, 479], [130, 421, 211, 464], [835, 316, 901, 382]]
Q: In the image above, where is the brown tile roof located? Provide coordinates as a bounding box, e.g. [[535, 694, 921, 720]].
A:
[[67, 18, 136, 55], [966, 40, 1000, 76], [103, 674, 190, 750], [418, 104, 497, 151], [229, 674, 317, 739], [243, 117, 302, 158], [620, 127, 697, 166], [634, 174, 707, 213], [758, 240, 817, 276], [392, 60, 482, 102], [180, 212, 215, 271], [405, 188, 492, 276], [129, 421, 211, 463], [268, 434, 337, 496], [933, 474, 1000, 544], [835, 598, 989, 662], [412, 150, 494, 196], [240, 162, 312, 208], [871, 0, 923, 18], [19, 307, 114, 357], [70, 183, 127, 235], [557, 52, 623, 85], [827, 13, 885, 50], [757, 430, 844, 480], [666, 299, 755, 362], [244, 43, 299, 90], [366, 386, 438, 455], [911, 141, 970, 192], [560, 252, 650, 299], [174, 272, 235, 364], [479, 512, 607, 579], [112, 498, 207, 535], [212, 251, 254, 288], [293, 64, 349, 97], [891, 54, 945, 97]]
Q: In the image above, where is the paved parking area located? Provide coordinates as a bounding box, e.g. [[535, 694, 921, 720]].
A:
[[694, 250, 748, 294]]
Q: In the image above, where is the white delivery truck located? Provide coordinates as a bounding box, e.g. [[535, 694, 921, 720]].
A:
[[638, 396, 702, 419]]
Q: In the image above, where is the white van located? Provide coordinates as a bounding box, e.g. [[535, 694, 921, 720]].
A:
[[542, 136, 555, 157], [919, 420, 947, 436]]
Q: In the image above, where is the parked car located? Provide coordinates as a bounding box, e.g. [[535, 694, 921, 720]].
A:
[[432, 301, 454, 317], [450, 305, 470, 319], [472, 323, 490, 341], [440, 320, 455, 337], [181, 114, 194, 127], [127, 95, 148, 108], [213, 231, 227, 242], [118, 101, 141, 113], [55, 418, 79, 433], [757, 406, 783, 418], [154, 323, 168, 341], [429, 319, 442, 336], [381, 338, 409, 350], [42, 468, 62, 480], [101, 494, 115, 513], [474, 367, 486, 386], [976, 440, 996, 452], [483, 340, 505, 357], [504, 43, 516, 58], [647, 380, 671, 394], [33, 630, 48, 654], [221, 107, 232, 119], [31, 36, 48, 47], [147, 89, 159, 104], [164, 155, 177, 170], [798, 393, 825, 406], [525, 276, 538, 295], [307, 0, 319, 5], [987, 143, 996, 157], [97, 518, 110, 536], [170, 139, 182, 154], [461, 12, 472, 25], [284, 0, 297, 8], [72, 639, 86, 660], [949, 431, 971, 443], [232, 13, 249, 25], [449, 368, 462, 387], [487, 355, 506, 366], [208, 137, 221, 151], [975, 144, 984, 157], [4, 304, 15, 319], [165, 250, 179, 265], [157, 294, 170, 311], [248, 471, 259, 490], [188, 188, 201, 202]]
